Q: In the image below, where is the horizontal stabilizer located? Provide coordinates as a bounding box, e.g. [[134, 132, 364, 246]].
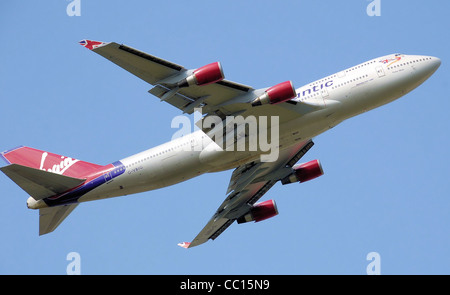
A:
[[0, 164, 85, 200], [39, 204, 78, 235]]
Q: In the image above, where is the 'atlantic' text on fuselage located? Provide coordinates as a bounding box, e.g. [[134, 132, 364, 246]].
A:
[[296, 80, 333, 98]]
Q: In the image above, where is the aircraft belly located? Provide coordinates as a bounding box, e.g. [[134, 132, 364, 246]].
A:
[[158, 151, 207, 186]]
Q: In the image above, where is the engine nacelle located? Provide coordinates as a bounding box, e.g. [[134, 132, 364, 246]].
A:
[[251, 81, 296, 106], [281, 159, 324, 184], [237, 199, 279, 224], [178, 62, 225, 88]]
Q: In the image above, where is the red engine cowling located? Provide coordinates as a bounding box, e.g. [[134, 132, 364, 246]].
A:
[[237, 199, 279, 224], [178, 62, 225, 88], [251, 81, 296, 106], [281, 159, 324, 184]]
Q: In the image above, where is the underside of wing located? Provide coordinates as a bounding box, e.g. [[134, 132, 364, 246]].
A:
[[81, 39, 321, 127], [82, 40, 254, 115], [180, 140, 317, 248], [83, 40, 184, 84]]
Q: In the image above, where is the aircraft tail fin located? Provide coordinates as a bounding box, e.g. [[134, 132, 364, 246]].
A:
[[0, 146, 103, 179], [0, 163, 85, 235], [0, 146, 103, 199], [0, 146, 105, 236]]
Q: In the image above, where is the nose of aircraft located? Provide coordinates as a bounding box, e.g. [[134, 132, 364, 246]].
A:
[[411, 55, 441, 81], [425, 56, 441, 75], [430, 56, 441, 70]]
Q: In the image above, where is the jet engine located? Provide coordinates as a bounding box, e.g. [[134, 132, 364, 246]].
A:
[[281, 159, 324, 184], [177, 62, 225, 88], [237, 199, 279, 224], [251, 81, 296, 106]]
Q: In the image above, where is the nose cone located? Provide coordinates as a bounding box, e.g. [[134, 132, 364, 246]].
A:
[[411, 56, 441, 83], [429, 56, 441, 72], [424, 56, 441, 76]]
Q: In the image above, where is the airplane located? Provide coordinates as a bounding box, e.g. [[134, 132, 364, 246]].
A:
[[0, 40, 440, 248]]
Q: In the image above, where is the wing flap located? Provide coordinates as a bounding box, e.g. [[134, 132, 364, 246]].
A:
[[0, 164, 85, 200], [149, 85, 198, 113]]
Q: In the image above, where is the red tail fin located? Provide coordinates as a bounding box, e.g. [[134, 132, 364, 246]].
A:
[[1, 146, 103, 179]]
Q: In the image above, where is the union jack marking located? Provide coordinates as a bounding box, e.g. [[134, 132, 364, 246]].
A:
[[79, 40, 106, 50]]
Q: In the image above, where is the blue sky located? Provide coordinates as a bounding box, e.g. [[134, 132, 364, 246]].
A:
[[0, 0, 449, 274]]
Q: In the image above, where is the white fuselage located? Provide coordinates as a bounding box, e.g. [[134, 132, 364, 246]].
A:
[[78, 54, 441, 204]]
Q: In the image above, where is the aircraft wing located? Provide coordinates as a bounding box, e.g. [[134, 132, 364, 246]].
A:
[[81, 40, 317, 128], [179, 140, 315, 248], [80, 40, 253, 114]]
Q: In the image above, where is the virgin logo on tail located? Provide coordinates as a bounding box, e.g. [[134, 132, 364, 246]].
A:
[[39, 152, 79, 175]]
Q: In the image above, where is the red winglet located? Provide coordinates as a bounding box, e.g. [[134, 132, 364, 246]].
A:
[[79, 39, 107, 50]]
